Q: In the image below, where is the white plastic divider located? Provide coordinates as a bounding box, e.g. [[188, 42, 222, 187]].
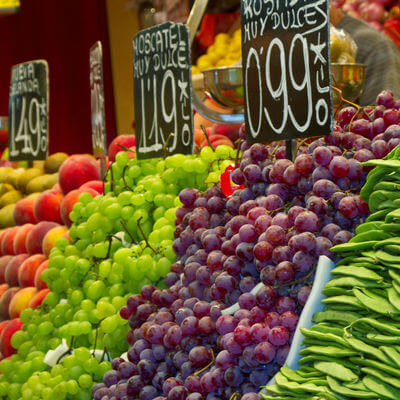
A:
[[263, 255, 335, 390]]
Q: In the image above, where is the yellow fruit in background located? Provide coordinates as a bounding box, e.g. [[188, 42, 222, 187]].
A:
[[32, 160, 45, 171], [44, 152, 68, 174], [192, 66, 200, 75], [0, 204, 15, 228], [0, 183, 13, 196], [197, 55, 213, 71], [16, 168, 42, 193], [43, 173, 59, 190], [5, 169, 24, 187], [0, 168, 14, 183], [215, 33, 229, 45], [0, 190, 22, 208]]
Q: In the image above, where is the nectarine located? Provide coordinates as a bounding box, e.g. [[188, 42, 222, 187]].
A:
[[9, 287, 37, 319], [13, 223, 34, 254], [1, 227, 18, 255], [25, 221, 59, 255], [42, 226, 68, 258], [0, 287, 19, 320], [33, 189, 64, 223], [13, 196, 39, 225], [5, 254, 29, 286], [28, 288, 50, 308], [108, 134, 136, 162], [0, 318, 23, 357], [18, 254, 46, 287], [34, 259, 48, 290], [0, 255, 12, 283]]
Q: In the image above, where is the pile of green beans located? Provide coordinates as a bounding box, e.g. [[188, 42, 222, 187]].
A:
[[262, 148, 400, 400]]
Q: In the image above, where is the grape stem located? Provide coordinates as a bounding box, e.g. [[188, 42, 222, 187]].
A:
[[137, 216, 158, 254], [92, 327, 99, 355], [105, 237, 113, 259], [117, 143, 132, 152], [234, 138, 243, 168], [200, 124, 215, 151], [101, 346, 111, 362], [109, 163, 115, 192], [163, 133, 175, 159], [194, 348, 215, 376], [229, 393, 241, 400], [274, 265, 317, 289], [122, 165, 133, 190], [120, 220, 137, 245]]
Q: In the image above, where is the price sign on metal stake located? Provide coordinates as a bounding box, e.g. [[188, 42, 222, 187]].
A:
[[241, 0, 333, 150], [90, 41, 107, 178], [133, 22, 194, 159], [8, 60, 49, 161]]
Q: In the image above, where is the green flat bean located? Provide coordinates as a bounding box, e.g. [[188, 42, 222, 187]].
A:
[[324, 304, 367, 312], [336, 256, 374, 266], [310, 323, 346, 336], [262, 384, 299, 396], [280, 366, 312, 383], [274, 373, 330, 395], [377, 200, 396, 210], [385, 208, 400, 221], [344, 336, 396, 366], [325, 276, 383, 289], [344, 380, 370, 391], [362, 367, 400, 390], [392, 280, 400, 295], [314, 361, 358, 382], [322, 294, 364, 308], [331, 265, 383, 281], [300, 328, 349, 347], [363, 159, 400, 168], [298, 355, 358, 369], [366, 209, 390, 222], [327, 376, 377, 398], [297, 369, 324, 378], [374, 237, 400, 248], [352, 262, 385, 271], [388, 287, 400, 311], [366, 333, 400, 344], [321, 287, 350, 297], [312, 310, 359, 325], [350, 230, 391, 243], [384, 245, 400, 255], [380, 346, 400, 368], [389, 268, 400, 283], [349, 317, 400, 336], [361, 167, 392, 202], [299, 345, 358, 358], [356, 221, 384, 234], [330, 241, 378, 253], [376, 249, 400, 264], [363, 375, 400, 400], [353, 288, 398, 315], [382, 223, 400, 233], [373, 181, 400, 191], [350, 357, 400, 378]]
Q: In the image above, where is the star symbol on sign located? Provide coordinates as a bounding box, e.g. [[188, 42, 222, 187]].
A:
[[178, 73, 189, 102], [310, 33, 326, 65]]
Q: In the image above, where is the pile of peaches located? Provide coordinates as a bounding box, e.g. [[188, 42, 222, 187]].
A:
[[0, 153, 104, 359]]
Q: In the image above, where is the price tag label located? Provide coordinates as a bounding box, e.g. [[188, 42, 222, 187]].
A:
[[133, 22, 194, 159], [241, 0, 333, 143], [90, 41, 107, 158], [8, 60, 49, 161]]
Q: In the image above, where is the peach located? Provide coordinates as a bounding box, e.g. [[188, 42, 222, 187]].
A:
[[33, 190, 64, 224], [34, 259, 48, 290], [25, 221, 59, 255], [210, 123, 241, 142], [60, 188, 97, 227], [58, 154, 100, 194], [18, 254, 46, 287], [9, 287, 37, 319], [13, 223, 34, 254], [0, 318, 23, 357], [0, 284, 8, 299], [1, 227, 18, 256], [0, 256, 12, 283], [0, 230, 7, 256], [13, 196, 39, 225], [5, 254, 29, 287], [0, 320, 8, 338], [108, 134, 136, 162], [28, 288, 50, 308], [42, 226, 68, 258], [51, 183, 62, 193], [0, 287, 19, 320], [80, 180, 103, 195]]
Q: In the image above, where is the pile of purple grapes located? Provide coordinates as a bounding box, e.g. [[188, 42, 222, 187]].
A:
[[93, 90, 400, 400]]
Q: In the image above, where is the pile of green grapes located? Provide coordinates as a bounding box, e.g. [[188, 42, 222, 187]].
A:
[[0, 146, 235, 400]]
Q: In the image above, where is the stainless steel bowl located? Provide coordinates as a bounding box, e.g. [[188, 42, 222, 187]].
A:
[[331, 63, 366, 108], [202, 66, 244, 110]]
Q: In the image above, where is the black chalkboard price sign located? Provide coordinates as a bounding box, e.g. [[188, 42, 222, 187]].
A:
[[8, 60, 49, 161], [90, 41, 107, 158], [241, 0, 333, 144], [133, 22, 194, 159]]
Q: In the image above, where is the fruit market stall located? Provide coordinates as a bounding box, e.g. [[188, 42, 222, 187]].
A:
[[1, 0, 400, 399]]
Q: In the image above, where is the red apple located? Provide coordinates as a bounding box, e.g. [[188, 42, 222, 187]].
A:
[[108, 134, 136, 162], [58, 154, 100, 194], [25, 221, 59, 255], [5, 254, 29, 287], [0, 318, 23, 357], [28, 288, 50, 308], [18, 254, 46, 287], [33, 190, 64, 223], [0, 287, 19, 320], [0, 256, 12, 283], [13, 224, 34, 254], [34, 260, 48, 290]]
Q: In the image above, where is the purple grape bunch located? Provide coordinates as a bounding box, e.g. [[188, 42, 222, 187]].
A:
[[93, 89, 400, 400]]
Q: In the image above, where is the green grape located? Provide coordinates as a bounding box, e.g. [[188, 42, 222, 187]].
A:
[[86, 280, 106, 301], [159, 225, 174, 240], [81, 299, 95, 312], [64, 245, 80, 257], [42, 291, 59, 307], [10, 330, 28, 349], [70, 289, 84, 306], [78, 373, 92, 389], [108, 283, 125, 298], [69, 365, 84, 380], [19, 308, 34, 323], [83, 358, 97, 374]]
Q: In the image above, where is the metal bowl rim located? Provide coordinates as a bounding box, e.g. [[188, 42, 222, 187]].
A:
[[202, 66, 243, 74], [331, 63, 366, 68]]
